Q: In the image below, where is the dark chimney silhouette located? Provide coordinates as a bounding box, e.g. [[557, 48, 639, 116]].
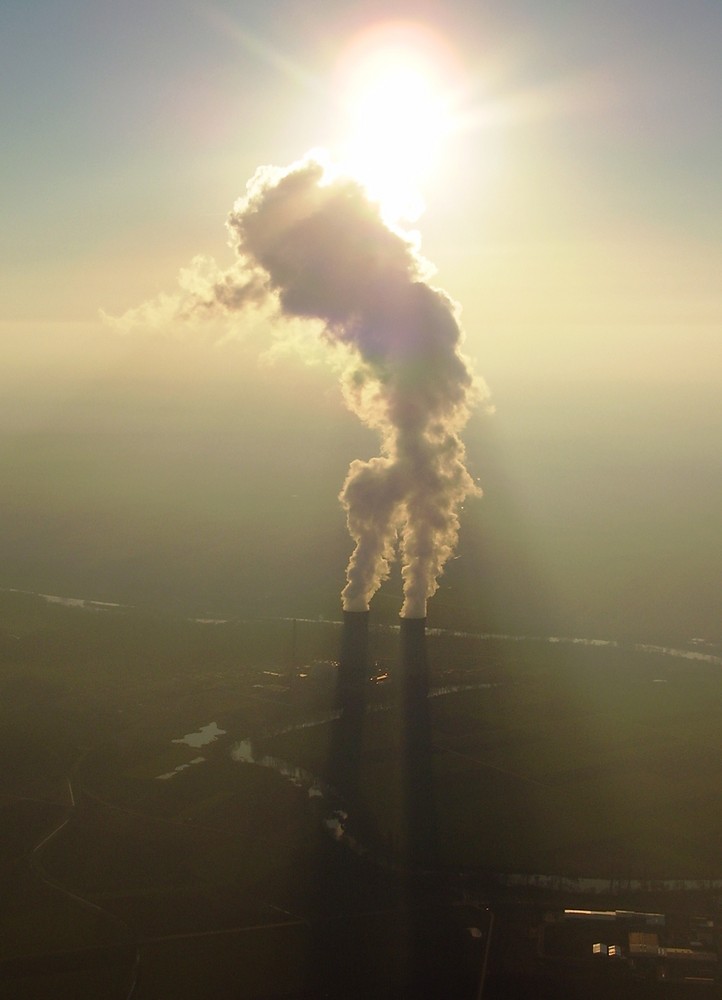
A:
[[398, 616, 438, 871], [327, 610, 369, 811], [337, 609, 370, 708]]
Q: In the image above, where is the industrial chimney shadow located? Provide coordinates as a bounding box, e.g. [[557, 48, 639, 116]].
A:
[[301, 610, 379, 997], [327, 611, 440, 872], [327, 610, 441, 868], [301, 611, 469, 999], [327, 610, 370, 811], [396, 616, 439, 874]]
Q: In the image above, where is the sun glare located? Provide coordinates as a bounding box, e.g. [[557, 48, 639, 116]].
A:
[[335, 23, 459, 224]]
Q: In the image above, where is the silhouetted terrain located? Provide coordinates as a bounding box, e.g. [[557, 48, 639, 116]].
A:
[[2, 593, 722, 995]]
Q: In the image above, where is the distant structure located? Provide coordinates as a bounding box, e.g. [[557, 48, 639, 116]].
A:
[[541, 909, 719, 988]]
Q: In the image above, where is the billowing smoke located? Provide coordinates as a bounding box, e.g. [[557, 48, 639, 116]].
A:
[[117, 153, 484, 618]]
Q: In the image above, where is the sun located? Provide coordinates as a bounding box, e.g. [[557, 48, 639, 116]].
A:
[[335, 23, 459, 224]]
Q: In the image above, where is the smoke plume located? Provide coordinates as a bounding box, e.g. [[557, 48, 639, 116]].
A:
[[115, 153, 484, 618]]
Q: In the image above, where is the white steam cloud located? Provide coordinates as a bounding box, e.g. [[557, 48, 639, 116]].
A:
[[112, 154, 485, 618]]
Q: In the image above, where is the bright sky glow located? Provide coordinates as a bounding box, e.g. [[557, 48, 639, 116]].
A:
[[341, 68, 449, 222], [335, 23, 460, 224], [1, 1, 720, 383]]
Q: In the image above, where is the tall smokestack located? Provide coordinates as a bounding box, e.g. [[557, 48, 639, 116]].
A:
[[397, 616, 437, 870], [327, 610, 369, 812], [399, 614, 430, 717], [400, 615, 427, 657], [337, 609, 370, 707]]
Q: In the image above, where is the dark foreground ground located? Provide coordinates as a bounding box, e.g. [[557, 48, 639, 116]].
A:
[[2, 591, 722, 997]]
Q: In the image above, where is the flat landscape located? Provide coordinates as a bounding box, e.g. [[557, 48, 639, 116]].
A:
[[2, 589, 722, 996]]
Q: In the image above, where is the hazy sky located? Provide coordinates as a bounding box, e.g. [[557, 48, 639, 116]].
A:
[[1, 0, 721, 635], [2, 0, 720, 385]]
